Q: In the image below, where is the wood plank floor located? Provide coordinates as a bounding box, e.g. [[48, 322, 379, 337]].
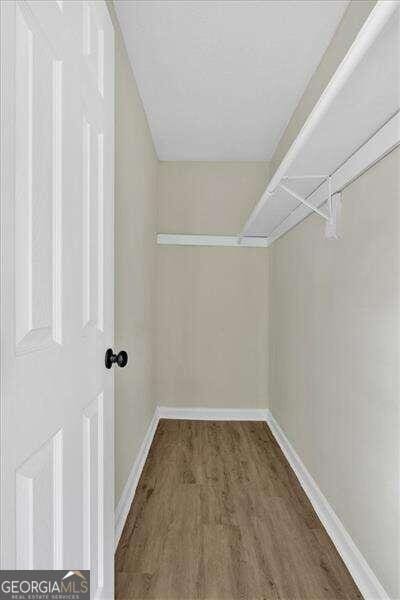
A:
[[115, 420, 363, 600]]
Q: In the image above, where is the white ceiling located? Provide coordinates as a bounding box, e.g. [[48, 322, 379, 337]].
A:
[[114, 0, 349, 161]]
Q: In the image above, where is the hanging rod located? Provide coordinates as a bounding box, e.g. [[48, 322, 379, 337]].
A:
[[241, 0, 399, 238]]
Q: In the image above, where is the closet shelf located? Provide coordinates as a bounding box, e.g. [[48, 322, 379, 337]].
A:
[[157, 1, 399, 250], [156, 234, 271, 247], [241, 0, 400, 243]]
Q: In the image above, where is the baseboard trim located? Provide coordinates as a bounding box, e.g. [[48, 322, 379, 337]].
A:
[[114, 409, 160, 550], [265, 409, 389, 600], [114, 405, 389, 599], [157, 406, 267, 421]]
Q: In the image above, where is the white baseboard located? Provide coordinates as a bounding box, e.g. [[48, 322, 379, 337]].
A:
[[114, 409, 160, 549], [157, 405, 267, 421], [265, 409, 389, 600], [114, 405, 389, 600]]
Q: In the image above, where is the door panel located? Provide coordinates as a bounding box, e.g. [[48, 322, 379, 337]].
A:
[[83, 394, 104, 596], [15, 2, 63, 353], [83, 0, 105, 98], [82, 114, 104, 333], [16, 430, 63, 569], [1, 1, 114, 597]]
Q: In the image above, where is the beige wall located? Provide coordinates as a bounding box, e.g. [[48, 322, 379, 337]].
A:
[[269, 148, 400, 598], [266, 1, 399, 596], [107, 3, 159, 507], [157, 161, 269, 235], [156, 162, 270, 408]]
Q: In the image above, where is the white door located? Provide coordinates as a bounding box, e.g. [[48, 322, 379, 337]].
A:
[[0, 1, 115, 598]]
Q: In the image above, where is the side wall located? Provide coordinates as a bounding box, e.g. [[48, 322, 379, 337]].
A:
[[156, 162, 270, 409], [107, 3, 159, 507], [269, 148, 399, 598]]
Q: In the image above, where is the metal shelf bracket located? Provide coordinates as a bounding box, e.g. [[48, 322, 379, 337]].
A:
[[278, 182, 330, 221], [325, 191, 342, 240], [279, 175, 342, 239]]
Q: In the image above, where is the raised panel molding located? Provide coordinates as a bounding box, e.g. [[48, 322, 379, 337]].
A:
[[16, 429, 63, 569], [83, 393, 104, 595], [82, 115, 92, 330], [82, 114, 104, 333], [15, 3, 62, 354], [97, 132, 104, 332], [83, 1, 104, 97]]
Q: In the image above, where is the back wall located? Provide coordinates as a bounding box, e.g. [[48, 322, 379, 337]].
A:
[[155, 162, 270, 409]]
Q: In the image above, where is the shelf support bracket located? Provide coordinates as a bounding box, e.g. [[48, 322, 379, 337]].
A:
[[325, 191, 342, 239], [278, 183, 330, 221]]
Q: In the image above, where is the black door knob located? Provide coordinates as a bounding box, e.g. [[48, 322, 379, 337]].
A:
[[105, 348, 128, 369]]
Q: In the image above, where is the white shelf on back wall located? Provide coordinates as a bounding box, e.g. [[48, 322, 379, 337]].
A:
[[156, 234, 271, 247], [158, 1, 400, 249]]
